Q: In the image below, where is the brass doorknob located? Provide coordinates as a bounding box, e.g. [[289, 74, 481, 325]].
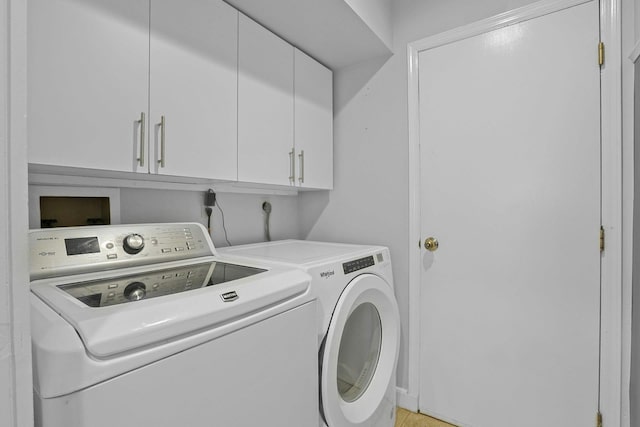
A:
[[424, 237, 439, 252]]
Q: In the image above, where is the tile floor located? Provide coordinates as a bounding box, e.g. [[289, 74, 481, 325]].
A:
[[395, 408, 457, 427]]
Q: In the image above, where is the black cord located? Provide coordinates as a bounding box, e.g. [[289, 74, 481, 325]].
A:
[[216, 199, 232, 246], [205, 207, 212, 233]]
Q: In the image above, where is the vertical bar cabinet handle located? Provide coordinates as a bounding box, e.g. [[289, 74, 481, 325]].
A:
[[289, 148, 295, 183], [137, 112, 145, 167], [298, 150, 304, 184], [158, 115, 166, 168]]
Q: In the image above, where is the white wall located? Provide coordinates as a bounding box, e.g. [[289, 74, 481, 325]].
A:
[[1, 0, 33, 426], [300, 0, 540, 393], [119, 189, 301, 247]]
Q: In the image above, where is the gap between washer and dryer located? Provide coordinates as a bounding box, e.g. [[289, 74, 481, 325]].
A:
[[395, 408, 458, 427]]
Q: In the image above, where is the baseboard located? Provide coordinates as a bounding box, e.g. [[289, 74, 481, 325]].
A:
[[396, 387, 418, 412]]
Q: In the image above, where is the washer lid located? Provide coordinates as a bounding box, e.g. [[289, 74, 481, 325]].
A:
[[320, 274, 400, 427], [31, 259, 311, 358], [56, 261, 266, 307], [221, 240, 377, 266]]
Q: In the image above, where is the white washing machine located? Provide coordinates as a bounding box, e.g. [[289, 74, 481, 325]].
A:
[[29, 223, 318, 427], [221, 240, 401, 427]]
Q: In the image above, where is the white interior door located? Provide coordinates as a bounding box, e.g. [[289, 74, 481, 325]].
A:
[[418, 2, 601, 427]]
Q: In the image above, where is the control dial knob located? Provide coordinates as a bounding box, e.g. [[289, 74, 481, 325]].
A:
[[124, 282, 146, 301], [123, 233, 145, 254]]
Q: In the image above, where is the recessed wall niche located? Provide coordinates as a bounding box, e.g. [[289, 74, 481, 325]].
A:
[[39, 196, 111, 228], [29, 186, 121, 229]]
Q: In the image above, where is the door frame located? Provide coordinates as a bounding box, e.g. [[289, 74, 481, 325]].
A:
[[2, 0, 33, 426], [405, 0, 624, 424]]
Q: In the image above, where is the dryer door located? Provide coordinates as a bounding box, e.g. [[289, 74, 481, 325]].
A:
[[320, 273, 400, 427]]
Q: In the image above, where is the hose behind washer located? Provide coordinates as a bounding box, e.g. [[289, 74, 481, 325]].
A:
[[262, 201, 272, 241]]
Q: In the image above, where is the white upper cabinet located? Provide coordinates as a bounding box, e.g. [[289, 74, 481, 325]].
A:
[[28, 0, 238, 181], [149, 0, 238, 181], [237, 16, 333, 190], [238, 14, 294, 187], [294, 49, 333, 190], [28, 1, 332, 190], [28, 0, 150, 173]]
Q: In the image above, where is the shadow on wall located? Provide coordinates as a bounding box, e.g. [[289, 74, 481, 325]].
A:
[[299, 54, 396, 240], [300, 54, 395, 240], [334, 54, 393, 116], [298, 190, 330, 238]]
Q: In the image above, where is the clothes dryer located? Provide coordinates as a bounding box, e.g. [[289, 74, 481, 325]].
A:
[[221, 240, 401, 427]]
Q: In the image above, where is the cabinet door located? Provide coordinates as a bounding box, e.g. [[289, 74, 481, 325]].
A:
[[149, 0, 238, 180], [238, 14, 294, 186], [294, 49, 333, 190], [28, 0, 149, 173]]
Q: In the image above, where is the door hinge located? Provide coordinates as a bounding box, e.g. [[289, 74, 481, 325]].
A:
[[598, 42, 605, 66], [596, 411, 603, 427], [600, 226, 605, 252]]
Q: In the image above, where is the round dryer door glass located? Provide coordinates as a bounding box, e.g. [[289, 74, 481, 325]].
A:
[[337, 302, 382, 402], [321, 273, 400, 427]]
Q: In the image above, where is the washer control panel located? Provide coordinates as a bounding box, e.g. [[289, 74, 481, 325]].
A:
[[122, 233, 145, 254], [30, 223, 214, 280]]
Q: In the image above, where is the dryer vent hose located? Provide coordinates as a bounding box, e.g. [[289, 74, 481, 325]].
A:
[[262, 201, 272, 241]]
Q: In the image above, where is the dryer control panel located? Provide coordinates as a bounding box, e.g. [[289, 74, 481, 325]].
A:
[[342, 254, 381, 275], [29, 223, 214, 280]]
